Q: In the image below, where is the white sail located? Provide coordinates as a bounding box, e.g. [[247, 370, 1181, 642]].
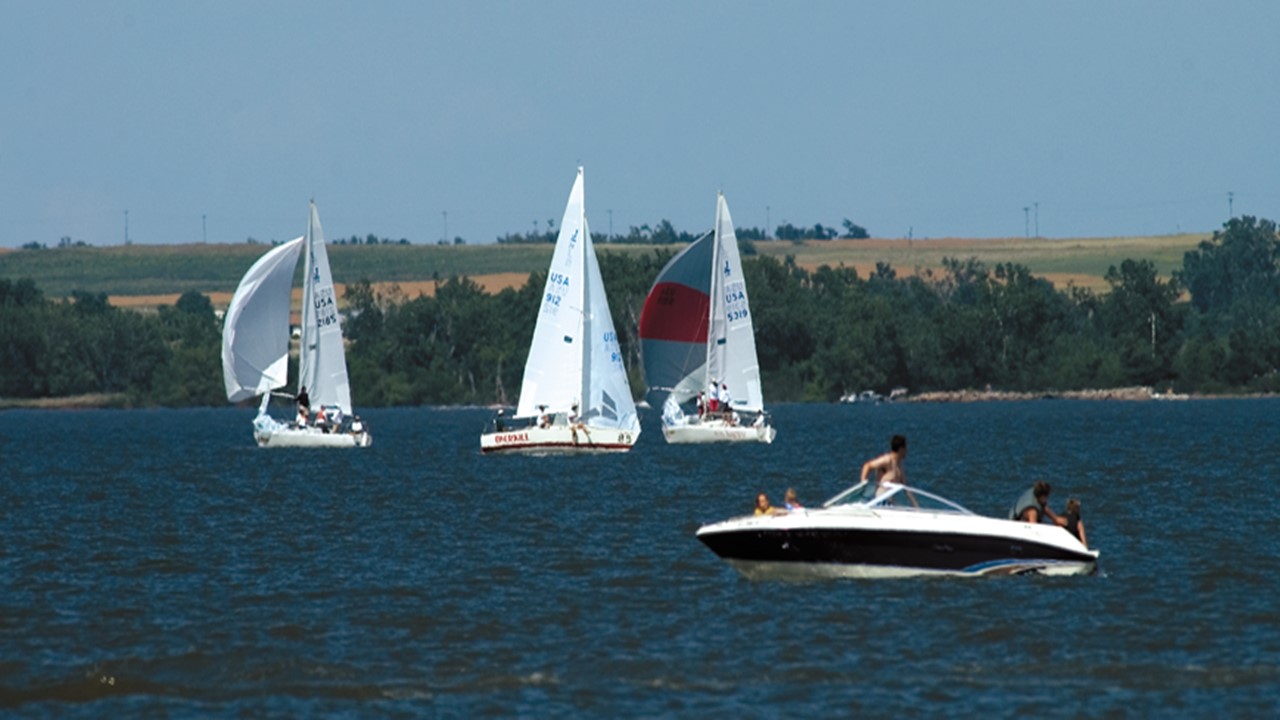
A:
[[516, 168, 589, 419], [581, 216, 639, 431], [222, 236, 304, 402], [706, 194, 764, 412], [298, 201, 353, 414]]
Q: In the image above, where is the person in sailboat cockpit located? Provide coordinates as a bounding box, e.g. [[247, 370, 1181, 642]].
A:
[[295, 386, 310, 426], [720, 383, 734, 423]]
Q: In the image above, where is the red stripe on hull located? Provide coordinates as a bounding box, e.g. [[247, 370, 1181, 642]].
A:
[[481, 441, 634, 454]]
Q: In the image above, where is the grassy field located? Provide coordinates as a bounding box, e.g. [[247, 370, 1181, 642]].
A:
[[0, 232, 1207, 304]]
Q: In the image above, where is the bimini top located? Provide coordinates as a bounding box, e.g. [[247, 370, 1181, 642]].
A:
[[822, 481, 977, 516]]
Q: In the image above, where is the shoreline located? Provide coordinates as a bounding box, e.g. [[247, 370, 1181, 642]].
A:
[[905, 386, 1162, 403], [0, 393, 130, 410], [4, 387, 1278, 411]]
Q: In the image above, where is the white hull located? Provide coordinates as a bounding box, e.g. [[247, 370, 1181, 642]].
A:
[[663, 418, 776, 444], [481, 423, 638, 454], [253, 413, 371, 448], [255, 424, 372, 448]]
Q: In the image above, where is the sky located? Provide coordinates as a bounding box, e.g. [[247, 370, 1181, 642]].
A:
[[2, 1, 1278, 248]]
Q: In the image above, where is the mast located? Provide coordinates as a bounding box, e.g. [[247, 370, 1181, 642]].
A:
[[298, 200, 316, 396], [705, 192, 724, 388], [578, 200, 591, 413]]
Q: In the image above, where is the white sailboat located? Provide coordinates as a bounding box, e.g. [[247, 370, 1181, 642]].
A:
[[222, 201, 371, 448], [480, 167, 640, 454], [638, 193, 776, 444]]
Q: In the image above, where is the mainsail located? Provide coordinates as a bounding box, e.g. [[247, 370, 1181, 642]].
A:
[[222, 236, 304, 403], [298, 202, 353, 414], [707, 195, 763, 411]]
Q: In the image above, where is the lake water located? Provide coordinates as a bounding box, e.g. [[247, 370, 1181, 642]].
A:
[[2, 400, 1279, 716]]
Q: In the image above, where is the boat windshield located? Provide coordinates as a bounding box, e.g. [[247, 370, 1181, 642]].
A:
[[823, 482, 974, 515]]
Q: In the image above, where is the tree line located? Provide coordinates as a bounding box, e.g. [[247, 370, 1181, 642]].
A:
[[497, 218, 869, 245], [2, 216, 1277, 407], [19, 218, 869, 250]]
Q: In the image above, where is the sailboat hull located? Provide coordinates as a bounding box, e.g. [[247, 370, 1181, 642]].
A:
[[663, 418, 776, 444], [252, 412, 371, 448], [255, 425, 372, 448], [480, 424, 638, 454]]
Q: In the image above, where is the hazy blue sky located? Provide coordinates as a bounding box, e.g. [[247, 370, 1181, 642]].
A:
[[3, 1, 1277, 248]]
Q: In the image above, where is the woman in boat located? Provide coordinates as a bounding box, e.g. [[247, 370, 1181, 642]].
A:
[[754, 492, 785, 516], [1064, 498, 1088, 547], [783, 487, 803, 510]]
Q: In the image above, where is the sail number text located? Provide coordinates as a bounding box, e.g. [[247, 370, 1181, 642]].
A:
[[313, 287, 339, 328], [724, 281, 749, 323], [544, 272, 570, 311]]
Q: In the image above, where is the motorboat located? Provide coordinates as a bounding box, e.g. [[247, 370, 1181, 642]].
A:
[[695, 481, 1099, 579]]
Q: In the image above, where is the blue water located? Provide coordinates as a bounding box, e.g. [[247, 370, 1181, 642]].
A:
[[2, 401, 1279, 716]]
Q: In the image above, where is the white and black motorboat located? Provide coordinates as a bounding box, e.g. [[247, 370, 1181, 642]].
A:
[[695, 481, 1099, 579]]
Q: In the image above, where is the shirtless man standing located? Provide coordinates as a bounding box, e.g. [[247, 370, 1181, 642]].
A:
[[861, 434, 908, 494]]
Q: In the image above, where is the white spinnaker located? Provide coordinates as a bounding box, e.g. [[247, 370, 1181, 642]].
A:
[[222, 236, 304, 402], [516, 167, 588, 418], [706, 194, 764, 412], [298, 201, 353, 414]]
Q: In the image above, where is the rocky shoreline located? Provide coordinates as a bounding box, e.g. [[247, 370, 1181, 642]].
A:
[[906, 386, 1163, 403]]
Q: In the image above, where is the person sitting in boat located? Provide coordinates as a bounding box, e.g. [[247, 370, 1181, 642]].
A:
[[754, 492, 785, 516], [1064, 497, 1088, 547], [696, 391, 706, 419], [328, 405, 344, 430], [783, 487, 803, 510], [1008, 480, 1068, 526], [296, 385, 311, 426], [314, 406, 329, 433], [720, 383, 733, 417], [536, 404, 551, 429], [707, 380, 720, 414], [494, 408, 506, 432]]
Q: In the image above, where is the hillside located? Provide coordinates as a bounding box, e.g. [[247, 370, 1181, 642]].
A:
[[0, 233, 1206, 307]]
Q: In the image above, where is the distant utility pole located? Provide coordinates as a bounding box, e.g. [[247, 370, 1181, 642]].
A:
[[1033, 202, 1039, 238], [124, 210, 129, 245], [442, 211, 448, 243], [1023, 206, 1030, 238], [766, 205, 771, 239], [608, 209, 613, 239], [202, 214, 207, 243], [1228, 191, 1234, 217]]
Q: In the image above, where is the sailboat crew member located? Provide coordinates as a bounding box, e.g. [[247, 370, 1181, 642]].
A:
[[296, 385, 310, 425]]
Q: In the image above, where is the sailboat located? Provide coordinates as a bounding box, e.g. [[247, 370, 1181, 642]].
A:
[[480, 167, 640, 454], [222, 201, 372, 448], [638, 193, 776, 444]]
